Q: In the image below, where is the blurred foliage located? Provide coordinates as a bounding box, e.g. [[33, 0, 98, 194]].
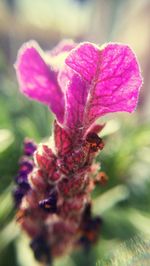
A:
[[0, 0, 150, 265]]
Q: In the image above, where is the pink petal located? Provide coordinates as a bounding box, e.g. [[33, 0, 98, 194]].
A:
[[50, 39, 76, 56], [58, 64, 74, 93], [15, 41, 65, 123], [65, 42, 142, 127], [64, 73, 89, 130], [48, 40, 76, 83], [54, 121, 72, 155]]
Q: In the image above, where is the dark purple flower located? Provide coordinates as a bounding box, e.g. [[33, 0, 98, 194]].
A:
[[39, 191, 57, 213], [13, 183, 30, 207], [13, 158, 34, 207], [19, 158, 34, 174], [24, 138, 37, 156], [30, 235, 51, 264]]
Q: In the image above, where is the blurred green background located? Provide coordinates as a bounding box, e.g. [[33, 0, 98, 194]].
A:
[[0, 0, 150, 265]]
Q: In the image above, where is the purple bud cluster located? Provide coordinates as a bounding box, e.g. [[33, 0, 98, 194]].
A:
[[14, 122, 104, 263], [13, 139, 36, 206]]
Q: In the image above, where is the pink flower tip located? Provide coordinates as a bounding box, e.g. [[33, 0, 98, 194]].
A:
[[15, 40, 142, 132]]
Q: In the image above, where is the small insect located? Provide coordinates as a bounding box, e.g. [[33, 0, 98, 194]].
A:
[[86, 132, 104, 152]]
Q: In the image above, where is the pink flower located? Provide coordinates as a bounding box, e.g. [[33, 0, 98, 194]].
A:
[[14, 40, 142, 263], [15, 40, 142, 130]]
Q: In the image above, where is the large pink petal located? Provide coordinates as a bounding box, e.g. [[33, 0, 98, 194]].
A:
[[15, 41, 65, 123], [65, 42, 142, 127], [64, 73, 88, 131]]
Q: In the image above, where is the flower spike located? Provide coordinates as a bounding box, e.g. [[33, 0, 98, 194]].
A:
[[14, 39, 142, 263]]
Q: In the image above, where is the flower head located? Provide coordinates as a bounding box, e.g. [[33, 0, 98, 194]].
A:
[[15, 40, 142, 131], [14, 39, 142, 263]]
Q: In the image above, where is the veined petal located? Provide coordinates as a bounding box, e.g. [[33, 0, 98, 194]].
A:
[[65, 42, 142, 128], [58, 65, 74, 93], [54, 120, 72, 155], [65, 73, 88, 130], [15, 41, 65, 123]]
